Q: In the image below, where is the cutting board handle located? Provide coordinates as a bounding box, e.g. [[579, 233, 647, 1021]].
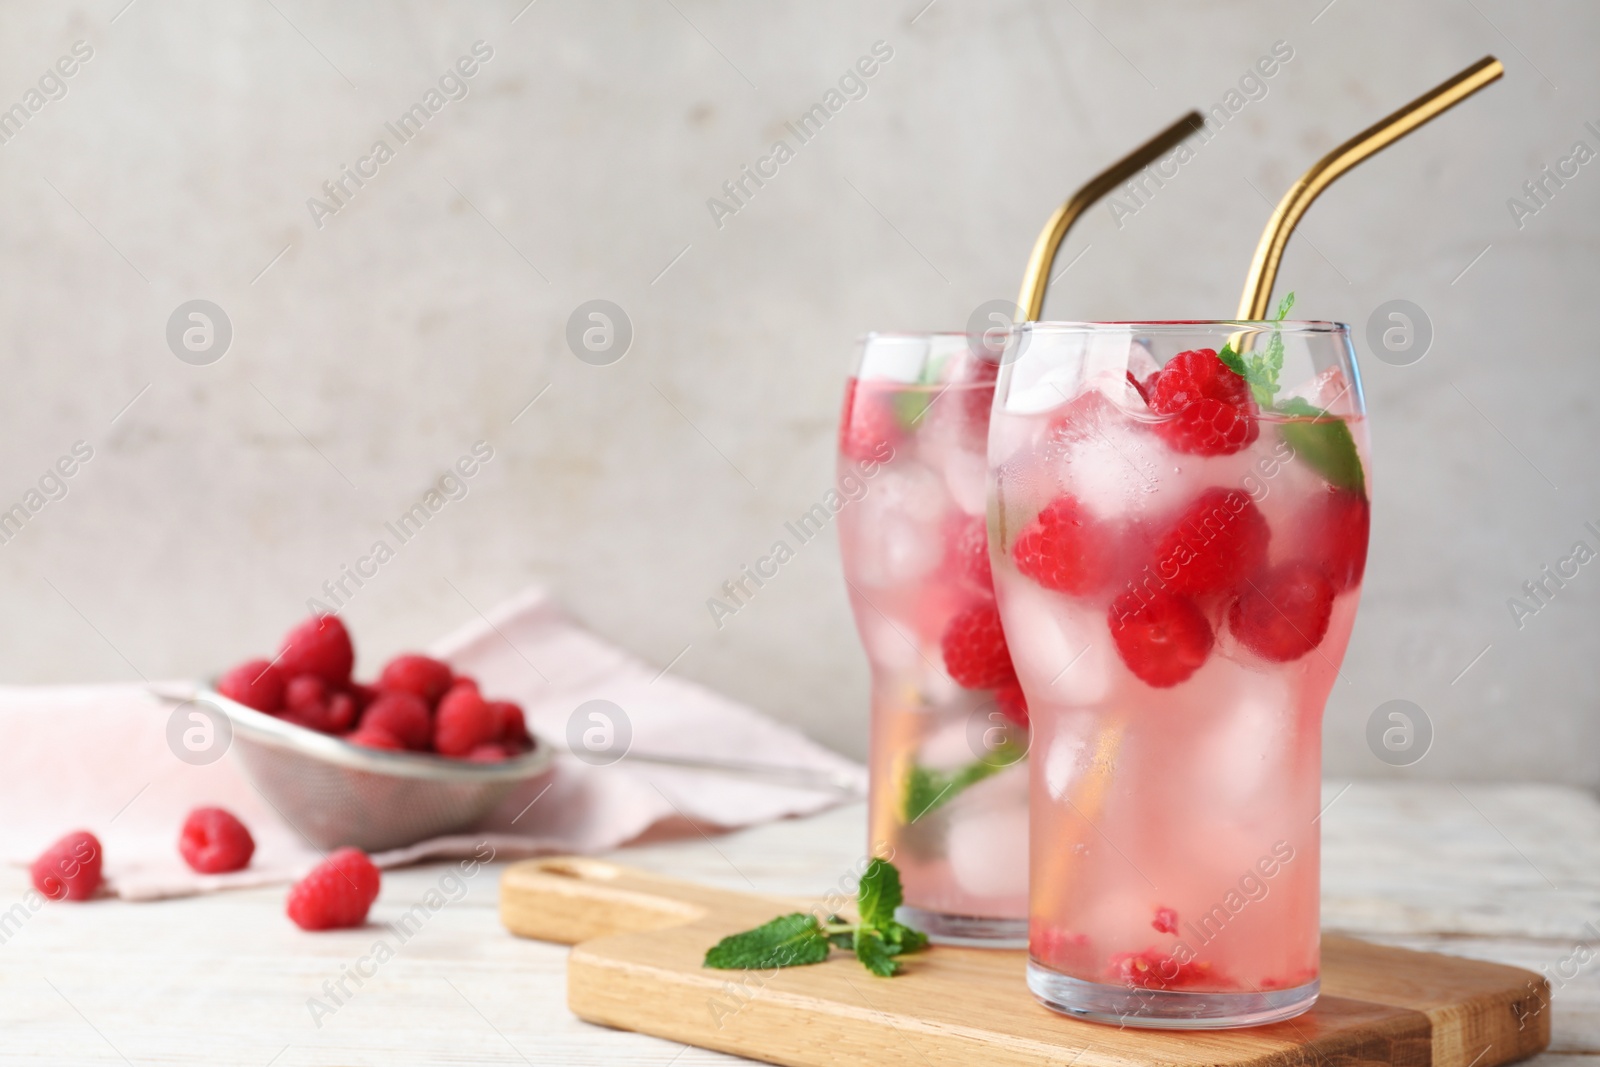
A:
[[500, 857, 729, 944]]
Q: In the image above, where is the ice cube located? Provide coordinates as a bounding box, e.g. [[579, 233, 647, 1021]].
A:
[[1190, 657, 1295, 809], [1127, 339, 1161, 384], [1044, 708, 1099, 801], [946, 778, 1029, 899], [942, 447, 988, 515], [1000, 581, 1113, 706], [1281, 365, 1357, 416], [851, 462, 950, 587], [1047, 392, 1166, 522]]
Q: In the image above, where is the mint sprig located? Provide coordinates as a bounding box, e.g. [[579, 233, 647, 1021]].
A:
[[1217, 291, 1295, 409], [702, 859, 928, 977], [1217, 292, 1367, 496], [900, 736, 1026, 823]]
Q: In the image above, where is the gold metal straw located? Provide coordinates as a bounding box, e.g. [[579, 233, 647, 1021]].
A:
[[1016, 112, 1205, 321], [1237, 56, 1503, 320]]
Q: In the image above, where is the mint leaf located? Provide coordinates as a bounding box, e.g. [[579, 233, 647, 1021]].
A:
[[1278, 397, 1366, 495], [882, 921, 928, 955], [899, 737, 1026, 823], [857, 858, 903, 930], [1217, 342, 1246, 378], [703, 913, 831, 970], [855, 930, 899, 977]]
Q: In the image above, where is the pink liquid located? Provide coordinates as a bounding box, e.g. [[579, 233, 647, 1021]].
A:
[[990, 373, 1368, 994], [837, 374, 1028, 928]]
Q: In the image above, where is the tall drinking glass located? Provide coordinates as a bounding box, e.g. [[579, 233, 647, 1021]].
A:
[[988, 321, 1369, 1026], [837, 332, 1029, 947]]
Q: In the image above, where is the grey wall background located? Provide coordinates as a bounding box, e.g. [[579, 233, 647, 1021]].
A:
[[0, 0, 1593, 783]]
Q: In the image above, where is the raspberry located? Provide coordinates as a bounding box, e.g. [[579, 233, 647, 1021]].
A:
[[1150, 348, 1252, 410], [359, 692, 431, 750], [179, 808, 255, 874], [1107, 948, 1225, 990], [349, 682, 381, 711], [283, 676, 358, 734], [466, 743, 510, 762], [217, 659, 286, 713], [1300, 486, 1370, 592], [995, 683, 1029, 729], [947, 514, 994, 592], [1228, 562, 1335, 662], [31, 830, 103, 902], [434, 682, 497, 756], [1012, 496, 1122, 596], [1150, 487, 1269, 597], [1148, 348, 1259, 456], [488, 700, 531, 751], [839, 378, 904, 462], [285, 674, 327, 715], [1153, 906, 1178, 934], [377, 654, 454, 706], [1108, 591, 1213, 687], [1156, 397, 1261, 456], [939, 601, 1017, 690], [348, 726, 404, 751], [277, 615, 355, 687], [285, 847, 381, 931]]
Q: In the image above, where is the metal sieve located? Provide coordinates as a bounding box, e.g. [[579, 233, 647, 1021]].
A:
[[193, 686, 555, 853]]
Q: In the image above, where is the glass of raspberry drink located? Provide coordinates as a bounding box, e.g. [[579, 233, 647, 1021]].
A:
[[988, 318, 1369, 1026], [837, 332, 1030, 947]]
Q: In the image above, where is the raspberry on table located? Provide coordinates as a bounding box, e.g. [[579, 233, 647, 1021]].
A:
[[434, 682, 497, 757], [939, 601, 1018, 690], [1228, 562, 1335, 662], [377, 654, 455, 707], [839, 378, 905, 463], [1147, 348, 1260, 457], [31, 830, 103, 902], [359, 692, 432, 750], [285, 847, 381, 931], [1107, 590, 1213, 688], [217, 659, 286, 713], [277, 614, 355, 687], [1300, 486, 1370, 593], [1150, 487, 1269, 598], [1013, 495, 1122, 596], [179, 808, 255, 874]]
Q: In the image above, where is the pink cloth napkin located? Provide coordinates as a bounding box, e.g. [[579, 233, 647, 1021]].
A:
[[2, 587, 864, 899]]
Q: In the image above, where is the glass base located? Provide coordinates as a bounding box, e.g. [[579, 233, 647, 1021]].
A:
[[1027, 962, 1319, 1029], [896, 905, 1027, 949]]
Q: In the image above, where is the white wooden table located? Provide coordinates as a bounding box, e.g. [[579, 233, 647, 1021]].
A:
[[2, 781, 1596, 1065]]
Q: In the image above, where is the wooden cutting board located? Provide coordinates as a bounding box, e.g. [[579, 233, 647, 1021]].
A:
[[500, 856, 1550, 1067]]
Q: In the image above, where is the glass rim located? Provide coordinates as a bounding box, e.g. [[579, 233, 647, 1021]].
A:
[[857, 330, 982, 342], [1020, 319, 1349, 333]]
